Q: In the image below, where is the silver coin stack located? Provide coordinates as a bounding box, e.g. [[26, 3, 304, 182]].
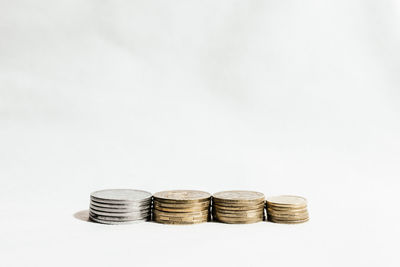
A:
[[89, 189, 152, 224]]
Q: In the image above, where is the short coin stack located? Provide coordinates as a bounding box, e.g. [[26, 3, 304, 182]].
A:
[[266, 195, 309, 224], [212, 191, 265, 224], [153, 190, 211, 224], [89, 189, 152, 224]]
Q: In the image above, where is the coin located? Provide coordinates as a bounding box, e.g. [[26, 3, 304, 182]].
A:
[[153, 209, 208, 217], [266, 195, 307, 207], [90, 200, 151, 209], [213, 208, 264, 216], [90, 204, 151, 213], [89, 212, 149, 221], [153, 218, 208, 225], [213, 203, 265, 211], [89, 189, 152, 224], [89, 216, 149, 225], [212, 190, 265, 224], [152, 190, 211, 224], [265, 195, 309, 224], [90, 208, 151, 217], [153, 206, 209, 213], [91, 189, 152, 203], [213, 191, 265, 203], [153, 190, 211, 203], [214, 216, 263, 224], [268, 217, 309, 224], [153, 200, 210, 209]]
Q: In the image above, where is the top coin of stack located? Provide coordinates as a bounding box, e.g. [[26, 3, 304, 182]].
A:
[[89, 189, 152, 224], [212, 190, 265, 224], [153, 190, 211, 224], [266, 195, 309, 224]]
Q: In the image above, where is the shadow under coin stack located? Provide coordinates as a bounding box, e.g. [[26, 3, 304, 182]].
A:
[[153, 190, 211, 224], [266, 195, 309, 224], [89, 189, 152, 224], [212, 191, 265, 224]]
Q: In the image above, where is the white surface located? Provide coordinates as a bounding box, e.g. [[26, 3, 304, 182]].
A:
[[1, 1, 399, 266]]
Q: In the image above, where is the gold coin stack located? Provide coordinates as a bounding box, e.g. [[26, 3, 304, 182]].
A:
[[152, 190, 211, 224], [212, 191, 265, 224], [266, 195, 309, 224]]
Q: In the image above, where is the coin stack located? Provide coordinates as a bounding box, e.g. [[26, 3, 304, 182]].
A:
[[89, 189, 152, 224], [212, 190, 265, 224], [266, 195, 309, 224], [152, 190, 211, 224]]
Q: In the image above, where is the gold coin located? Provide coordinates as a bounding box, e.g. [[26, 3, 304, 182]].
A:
[[153, 200, 210, 209], [213, 208, 264, 216], [213, 213, 263, 220], [153, 213, 209, 222], [213, 191, 265, 203], [266, 206, 308, 212], [268, 217, 309, 224], [268, 213, 309, 220], [213, 199, 265, 206], [267, 209, 308, 215], [153, 205, 209, 213], [213, 202, 265, 211], [266, 195, 307, 207], [153, 190, 211, 203], [266, 205, 307, 212], [214, 215, 263, 224], [153, 214, 209, 221], [153, 209, 209, 218], [154, 218, 208, 224]]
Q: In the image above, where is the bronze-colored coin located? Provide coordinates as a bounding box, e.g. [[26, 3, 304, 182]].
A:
[[153, 200, 210, 209], [266, 206, 308, 213], [153, 206, 209, 213], [266, 195, 307, 207], [268, 213, 309, 220], [213, 199, 265, 205], [214, 215, 263, 224], [213, 202, 265, 211], [153, 209, 209, 218], [153, 213, 209, 223], [213, 208, 264, 216], [213, 213, 263, 220], [267, 209, 308, 217], [213, 210, 263, 219], [153, 201, 210, 209], [268, 217, 309, 224], [154, 218, 208, 224], [153, 190, 211, 203], [154, 214, 209, 222], [214, 211, 264, 219], [213, 191, 265, 203]]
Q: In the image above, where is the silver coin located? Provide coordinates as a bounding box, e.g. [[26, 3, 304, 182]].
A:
[[90, 189, 152, 203], [90, 199, 151, 209], [89, 204, 150, 213], [89, 212, 149, 221], [89, 208, 151, 217], [90, 215, 149, 225]]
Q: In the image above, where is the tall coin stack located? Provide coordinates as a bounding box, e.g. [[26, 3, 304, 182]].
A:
[[89, 189, 152, 224], [153, 190, 211, 224], [266, 195, 309, 224], [212, 191, 265, 224]]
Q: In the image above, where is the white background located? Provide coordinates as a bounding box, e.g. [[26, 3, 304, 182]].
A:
[[1, 1, 399, 266]]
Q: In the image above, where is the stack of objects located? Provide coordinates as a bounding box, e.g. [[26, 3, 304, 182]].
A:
[[212, 191, 265, 224], [89, 189, 152, 224], [153, 190, 211, 224], [266, 195, 309, 224]]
